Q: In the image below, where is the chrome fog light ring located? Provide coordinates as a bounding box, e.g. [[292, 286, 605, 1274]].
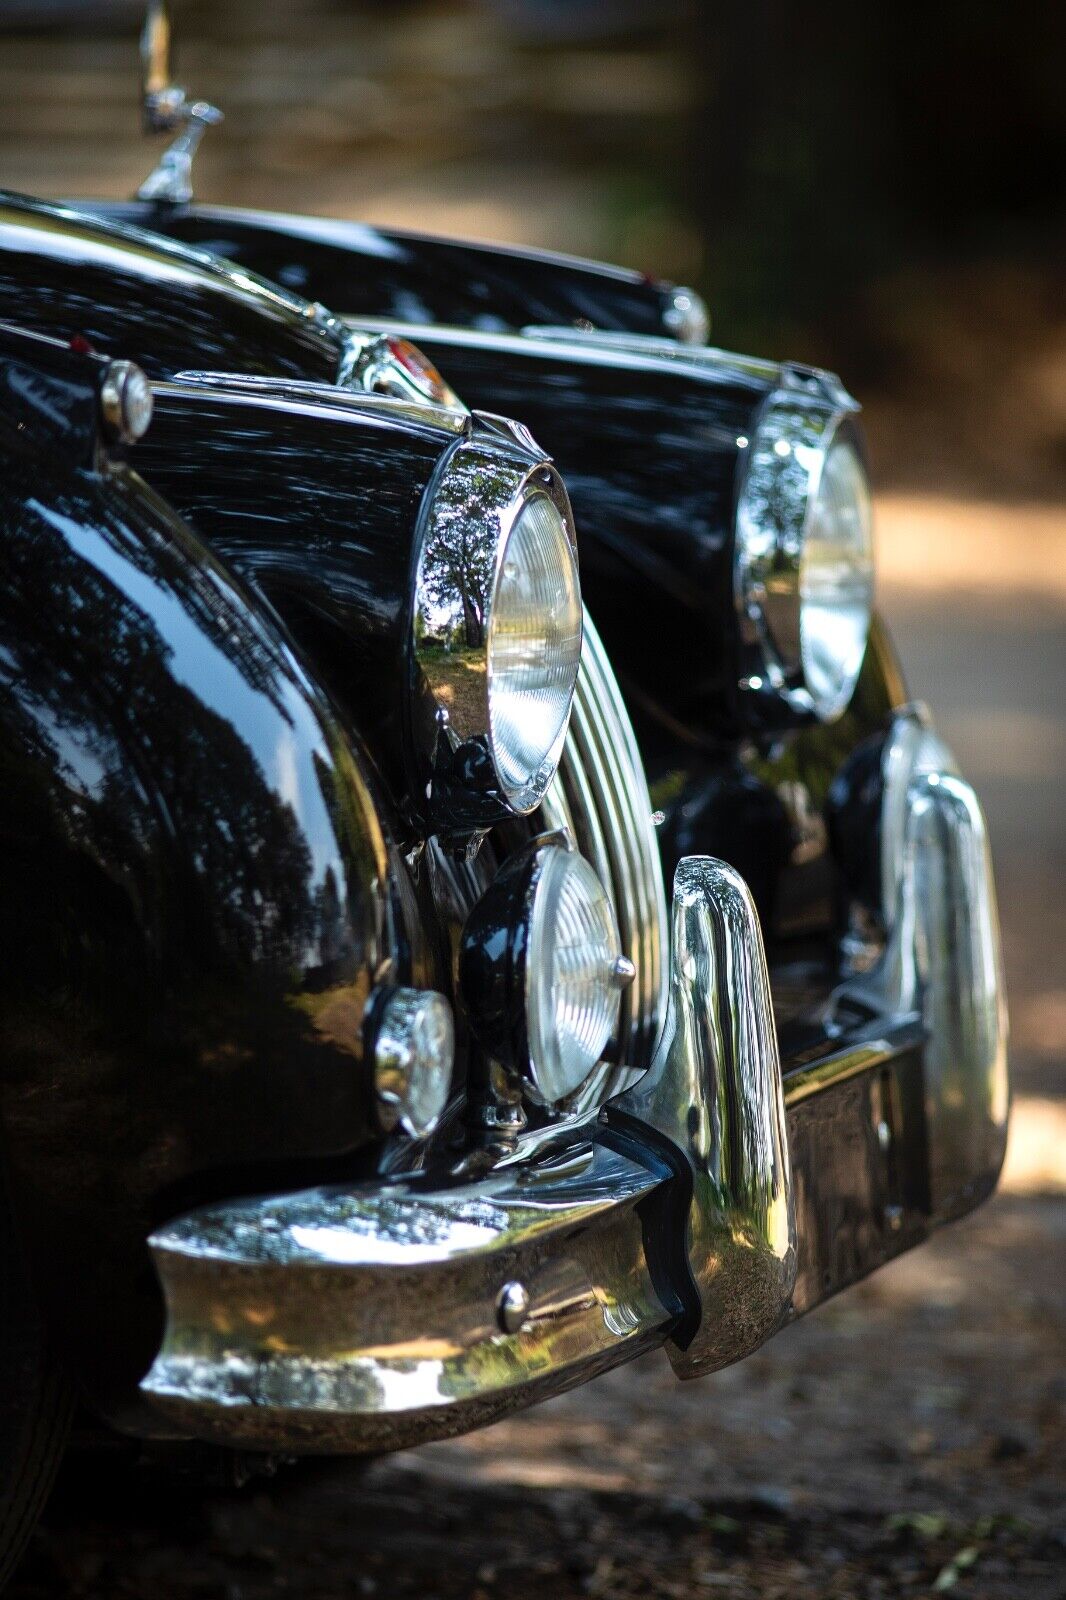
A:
[[734, 386, 874, 724], [411, 418, 582, 828]]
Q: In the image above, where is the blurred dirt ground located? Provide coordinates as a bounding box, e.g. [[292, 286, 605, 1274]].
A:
[[3, 4, 1065, 1597]]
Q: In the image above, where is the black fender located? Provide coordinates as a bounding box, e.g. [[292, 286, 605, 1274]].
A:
[[0, 400, 425, 1430]]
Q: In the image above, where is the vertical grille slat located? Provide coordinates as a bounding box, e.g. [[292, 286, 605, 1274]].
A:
[[543, 612, 668, 1100]]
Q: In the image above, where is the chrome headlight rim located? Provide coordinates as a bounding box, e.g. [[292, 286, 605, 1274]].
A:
[[410, 419, 581, 830], [734, 382, 874, 724]]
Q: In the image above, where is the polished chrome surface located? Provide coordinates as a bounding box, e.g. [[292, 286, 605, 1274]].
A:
[[881, 768, 1010, 1221], [372, 987, 455, 1138], [541, 613, 669, 1104], [339, 330, 465, 410], [879, 701, 958, 922], [99, 359, 154, 444], [141, 1136, 671, 1451], [616, 857, 796, 1377], [164, 371, 467, 435], [782, 1018, 925, 1108], [412, 423, 579, 817], [495, 1280, 531, 1335], [662, 285, 711, 345], [734, 389, 871, 720], [137, 3, 222, 204], [504, 320, 781, 384]]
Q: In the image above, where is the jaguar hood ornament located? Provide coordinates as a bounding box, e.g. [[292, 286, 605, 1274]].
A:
[[137, 0, 222, 204]]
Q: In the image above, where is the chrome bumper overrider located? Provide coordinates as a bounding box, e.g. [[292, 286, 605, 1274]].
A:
[[142, 718, 1008, 1452]]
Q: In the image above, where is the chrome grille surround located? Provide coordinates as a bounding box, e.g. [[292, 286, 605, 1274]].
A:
[[541, 611, 669, 1107]]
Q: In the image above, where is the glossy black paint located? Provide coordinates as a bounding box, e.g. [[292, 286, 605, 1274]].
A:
[[133, 381, 461, 824], [0, 320, 109, 468], [458, 840, 539, 1078], [652, 618, 907, 951], [826, 726, 890, 920], [86, 200, 684, 339], [0, 191, 343, 383], [0, 408, 427, 1425]]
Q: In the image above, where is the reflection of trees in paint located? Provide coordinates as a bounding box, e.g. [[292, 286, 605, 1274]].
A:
[[417, 453, 504, 649], [0, 482, 317, 972]]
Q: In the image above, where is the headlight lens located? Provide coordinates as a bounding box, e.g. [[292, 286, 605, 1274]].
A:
[[799, 438, 875, 718], [488, 494, 583, 809], [526, 846, 628, 1103], [459, 838, 634, 1108], [735, 391, 875, 722], [413, 431, 582, 826]]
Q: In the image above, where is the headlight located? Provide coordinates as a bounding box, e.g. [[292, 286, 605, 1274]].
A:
[[413, 419, 582, 826], [487, 492, 583, 807], [459, 835, 635, 1106], [735, 387, 875, 722]]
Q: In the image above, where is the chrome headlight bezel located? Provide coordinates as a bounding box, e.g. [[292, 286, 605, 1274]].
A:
[[734, 379, 874, 724], [410, 416, 582, 831]]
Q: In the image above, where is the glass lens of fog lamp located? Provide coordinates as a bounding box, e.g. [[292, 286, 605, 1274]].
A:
[[526, 848, 625, 1103], [799, 439, 875, 719], [487, 493, 582, 811]]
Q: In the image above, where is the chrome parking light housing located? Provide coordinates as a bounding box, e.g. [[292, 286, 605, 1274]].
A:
[[411, 416, 582, 828], [340, 328, 464, 410], [734, 378, 874, 723]]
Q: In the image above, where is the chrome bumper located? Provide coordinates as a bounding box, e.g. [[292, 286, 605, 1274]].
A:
[[141, 714, 1008, 1452]]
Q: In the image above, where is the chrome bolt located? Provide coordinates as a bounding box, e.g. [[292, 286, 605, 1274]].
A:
[[496, 1280, 530, 1335], [372, 986, 454, 1138], [611, 955, 636, 989], [99, 360, 154, 445]]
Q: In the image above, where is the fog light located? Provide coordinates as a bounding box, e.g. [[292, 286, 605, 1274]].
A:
[[459, 835, 634, 1106]]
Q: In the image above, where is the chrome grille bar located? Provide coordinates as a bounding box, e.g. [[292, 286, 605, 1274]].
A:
[[543, 612, 668, 1100]]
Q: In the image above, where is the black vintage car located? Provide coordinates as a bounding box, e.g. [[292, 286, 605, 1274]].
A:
[[0, 6, 1008, 1583]]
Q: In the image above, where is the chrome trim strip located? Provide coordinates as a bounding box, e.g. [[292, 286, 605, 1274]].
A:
[[342, 315, 782, 389], [162, 373, 468, 436]]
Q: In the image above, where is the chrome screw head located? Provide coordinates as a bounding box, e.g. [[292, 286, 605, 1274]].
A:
[[372, 986, 454, 1138], [496, 1280, 530, 1335], [99, 360, 154, 445]]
